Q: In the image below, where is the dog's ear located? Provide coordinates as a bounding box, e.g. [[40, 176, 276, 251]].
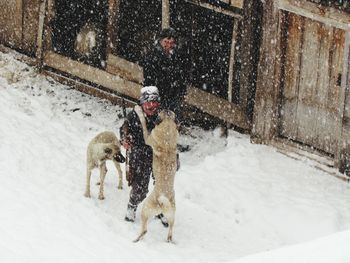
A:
[[104, 147, 112, 154]]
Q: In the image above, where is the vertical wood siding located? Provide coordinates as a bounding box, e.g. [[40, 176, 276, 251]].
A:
[[280, 13, 346, 154], [0, 0, 40, 55]]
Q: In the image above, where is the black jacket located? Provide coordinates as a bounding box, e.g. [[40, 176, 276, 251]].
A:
[[120, 107, 157, 148], [143, 44, 187, 109]]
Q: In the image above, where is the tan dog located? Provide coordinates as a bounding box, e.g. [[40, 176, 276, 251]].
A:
[[75, 22, 99, 57], [134, 110, 179, 242], [84, 131, 125, 200]]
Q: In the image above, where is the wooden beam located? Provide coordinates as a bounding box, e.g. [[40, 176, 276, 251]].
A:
[[162, 0, 170, 28], [185, 86, 250, 130], [36, 0, 47, 69], [231, 0, 244, 9], [228, 20, 238, 103], [185, 0, 243, 19], [106, 53, 143, 84], [251, 0, 282, 143], [277, 0, 350, 31], [43, 51, 142, 99], [44, 70, 136, 107]]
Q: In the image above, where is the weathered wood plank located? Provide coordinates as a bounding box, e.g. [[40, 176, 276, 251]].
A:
[[228, 20, 238, 103], [43, 51, 142, 99], [280, 13, 303, 140], [185, 0, 243, 18], [295, 18, 321, 148], [277, 0, 350, 31], [106, 53, 143, 84], [15, 0, 23, 46], [335, 31, 350, 170], [313, 23, 334, 153], [36, 0, 47, 68], [230, 0, 244, 9], [186, 86, 250, 130], [252, 0, 282, 143], [328, 29, 345, 114], [162, 0, 170, 28], [0, 1, 22, 47], [44, 69, 136, 108], [281, 13, 347, 155], [313, 28, 345, 154], [22, 0, 40, 54]]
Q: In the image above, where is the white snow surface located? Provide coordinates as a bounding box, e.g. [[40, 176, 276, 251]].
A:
[[1, 50, 350, 263]]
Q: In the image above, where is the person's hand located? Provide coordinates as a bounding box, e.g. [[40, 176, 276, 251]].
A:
[[123, 142, 131, 150]]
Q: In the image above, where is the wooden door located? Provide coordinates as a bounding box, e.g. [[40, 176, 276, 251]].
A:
[[280, 13, 347, 154]]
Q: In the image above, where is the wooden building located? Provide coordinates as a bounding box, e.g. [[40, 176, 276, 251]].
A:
[[252, 0, 350, 174], [0, 0, 262, 130], [1, 0, 350, 175]]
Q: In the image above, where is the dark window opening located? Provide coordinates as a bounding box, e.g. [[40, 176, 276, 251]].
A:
[[170, 1, 238, 100], [51, 0, 108, 67], [309, 0, 350, 12], [115, 0, 162, 64]]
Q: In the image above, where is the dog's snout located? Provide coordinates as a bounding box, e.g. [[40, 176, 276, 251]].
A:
[[114, 151, 126, 163]]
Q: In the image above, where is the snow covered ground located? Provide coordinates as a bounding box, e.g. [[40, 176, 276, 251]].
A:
[[1, 49, 350, 263]]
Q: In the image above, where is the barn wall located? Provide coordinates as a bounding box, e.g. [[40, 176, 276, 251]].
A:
[[22, 0, 41, 55], [0, 0, 40, 55], [253, 0, 350, 174], [0, 0, 22, 47]]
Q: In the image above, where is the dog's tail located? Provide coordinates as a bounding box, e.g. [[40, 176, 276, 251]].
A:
[[158, 195, 171, 209]]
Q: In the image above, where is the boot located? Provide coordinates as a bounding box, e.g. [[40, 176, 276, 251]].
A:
[[125, 204, 137, 222]]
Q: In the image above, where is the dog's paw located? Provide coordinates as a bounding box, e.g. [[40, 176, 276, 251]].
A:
[[167, 239, 177, 245], [118, 185, 123, 190], [98, 195, 105, 200], [84, 192, 91, 198]]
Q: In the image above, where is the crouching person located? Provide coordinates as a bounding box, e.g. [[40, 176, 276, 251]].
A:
[[120, 86, 168, 226]]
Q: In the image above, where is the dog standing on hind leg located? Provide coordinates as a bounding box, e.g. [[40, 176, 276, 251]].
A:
[[134, 110, 179, 242], [84, 131, 125, 200]]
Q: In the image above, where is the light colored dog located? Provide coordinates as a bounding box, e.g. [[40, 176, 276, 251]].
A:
[[134, 110, 179, 242], [75, 22, 100, 57], [84, 131, 125, 200]]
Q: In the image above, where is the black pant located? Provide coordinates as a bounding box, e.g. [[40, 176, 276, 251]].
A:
[[128, 145, 153, 208]]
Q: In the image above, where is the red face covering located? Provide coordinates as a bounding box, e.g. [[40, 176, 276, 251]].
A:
[[142, 101, 160, 116]]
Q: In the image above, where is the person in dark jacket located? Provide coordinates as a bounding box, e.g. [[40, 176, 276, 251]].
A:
[[120, 86, 168, 226], [143, 27, 187, 123]]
